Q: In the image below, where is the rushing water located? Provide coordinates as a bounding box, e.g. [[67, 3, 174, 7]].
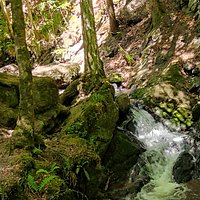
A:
[[123, 107, 190, 200]]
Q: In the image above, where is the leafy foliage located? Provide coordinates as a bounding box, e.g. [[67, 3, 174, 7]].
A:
[[27, 163, 59, 194]]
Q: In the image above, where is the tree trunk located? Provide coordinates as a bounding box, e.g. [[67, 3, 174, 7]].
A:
[[106, 0, 119, 34], [11, 0, 34, 137], [80, 0, 106, 92], [149, 0, 165, 28], [0, 0, 13, 39]]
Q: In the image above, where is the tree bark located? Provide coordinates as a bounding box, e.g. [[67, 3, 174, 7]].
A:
[[0, 0, 13, 39], [80, 0, 105, 92], [11, 0, 34, 137], [106, 0, 119, 34]]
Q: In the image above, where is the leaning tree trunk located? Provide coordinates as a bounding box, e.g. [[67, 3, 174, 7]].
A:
[[106, 0, 119, 34], [11, 0, 34, 137], [80, 0, 106, 92]]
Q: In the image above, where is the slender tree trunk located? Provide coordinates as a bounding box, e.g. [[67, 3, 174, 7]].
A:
[[106, 0, 119, 34], [0, 0, 13, 39], [80, 0, 105, 92], [11, 0, 34, 137]]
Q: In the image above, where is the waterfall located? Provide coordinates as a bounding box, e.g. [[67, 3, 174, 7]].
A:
[[123, 106, 189, 200]]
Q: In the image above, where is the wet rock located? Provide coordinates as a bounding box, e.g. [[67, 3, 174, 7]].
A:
[[172, 151, 194, 183], [116, 93, 130, 114], [103, 130, 144, 182], [192, 102, 200, 121]]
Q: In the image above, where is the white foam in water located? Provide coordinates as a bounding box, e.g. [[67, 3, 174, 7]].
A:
[[127, 107, 189, 200]]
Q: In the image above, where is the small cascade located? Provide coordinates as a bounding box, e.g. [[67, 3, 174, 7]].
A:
[[123, 106, 190, 200]]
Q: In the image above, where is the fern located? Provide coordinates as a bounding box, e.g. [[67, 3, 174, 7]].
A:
[[36, 169, 49, 174], [38, 175, 57, 192], [83, 168, 90, 181], [50, 163, 60, 173], [27, 175, 38, 192]]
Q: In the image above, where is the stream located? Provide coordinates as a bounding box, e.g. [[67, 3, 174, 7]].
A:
[[121, 106, 200, 200]]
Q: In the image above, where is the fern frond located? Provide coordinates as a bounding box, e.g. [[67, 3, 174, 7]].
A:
[[38, 175, 57, 192], [83, 168, 90, 181], [50, 163, 59, 173], [27, 175, 38, 192], [36, 169, 49, 174]]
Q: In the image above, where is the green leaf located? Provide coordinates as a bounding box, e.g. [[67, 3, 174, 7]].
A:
[[36, 169, 49, 174], [76, 167, 80, 175], [32, 147, 42, 155], [83, 168, 90, 181], [27, 175, 38, 192]]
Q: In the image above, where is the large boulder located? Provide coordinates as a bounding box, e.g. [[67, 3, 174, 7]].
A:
[[61, 81, 119, 158], [43, 134, 103, 199], [103, 130, 144, 182], [0, 73, 66, 132], [172, 152, 194, 183], [0, 63, 80, 89]]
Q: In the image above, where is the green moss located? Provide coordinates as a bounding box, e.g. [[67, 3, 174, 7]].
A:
[[160, 102, 174, 113], [185, 119, 192, 127], [163, 64, 185, 86], [116, 94, 130, 113], [108, 73, 122, 84], [44, 135, 103, 198], [0, 103, 18, 128], [131, 88, 148, 99], [33, 77, 59, 114]]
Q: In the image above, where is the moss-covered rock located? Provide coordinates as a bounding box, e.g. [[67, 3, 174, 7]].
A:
[[34, 104, 70, 135], [61, 81, 119, 157], [33, 77, 59, 114], [108, 73, 122, 85], [116, 93, 130, 114], [0, 137, 33, 199], [103, 131, 144, 182], [0, 73, 59, 114], [0, 73, 19, 108], [43, 134, 103, 199], [0, 73, 65, 131], [0, 103, 18, 128]]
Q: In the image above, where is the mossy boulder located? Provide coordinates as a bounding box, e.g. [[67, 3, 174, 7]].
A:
[[33, 77, 59, 114], [61, 81, 119, 157], [0, 73, 59, 114], [0, 137, 33, 199], [43, 134, 103, 199], [0, 103, 18, 128], [103, 131, 144, 182], [0, 73, 19, 108], [0, 73, 65, 131], [116, 93, 130, 114], [34, 104, 70, 134]]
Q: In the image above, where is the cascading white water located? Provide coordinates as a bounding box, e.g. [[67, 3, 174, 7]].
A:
[[125, 107, 189, 200]]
